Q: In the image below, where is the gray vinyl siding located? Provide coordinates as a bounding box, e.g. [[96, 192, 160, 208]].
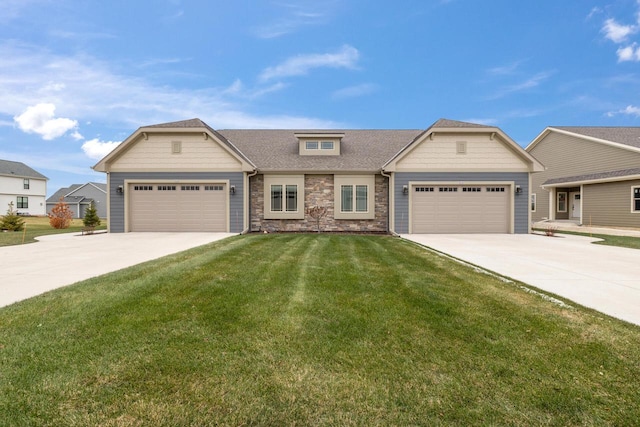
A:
[[394, 172, 530, 234], [529, 132, 640, 222], [69, 185, 108, 218], [583, 180, 640, 228], [109, 172, 244, 233]]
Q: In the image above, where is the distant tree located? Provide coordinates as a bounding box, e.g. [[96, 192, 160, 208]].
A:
[[307, 205, 328, 232], [48, 197, 73, 229], [0, 201, 25, 231], [82, 201, 101, 228]]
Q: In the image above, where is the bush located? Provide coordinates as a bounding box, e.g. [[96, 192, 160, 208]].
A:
[[48, 198, 73, 229], [0, 202, 25, 231], [83, 202, 101, 228]]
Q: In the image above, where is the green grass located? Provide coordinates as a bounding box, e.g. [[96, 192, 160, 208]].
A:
[[534, 228, 640, 250], [1, 234, 639, 426], [0, 217, 107, 247]]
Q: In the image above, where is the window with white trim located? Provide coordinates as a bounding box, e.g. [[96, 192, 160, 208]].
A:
[[633, 187, 640, 212], [531, 193, 537, 212], [23, 179, 30, 190], [334, 175, 375, 219], [17, 196, 28, 209], [263, 175, 304, 219], [341, 185, 368, 213]]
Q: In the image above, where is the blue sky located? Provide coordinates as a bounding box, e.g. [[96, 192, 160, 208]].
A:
[[2, 0, 640, 196]]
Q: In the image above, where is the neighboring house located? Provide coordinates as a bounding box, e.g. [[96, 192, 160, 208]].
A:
[[93, 118, 543, 234], [0, 159, 48, 216], [46, 182, 107, 219], [527, 127, 640, 228]]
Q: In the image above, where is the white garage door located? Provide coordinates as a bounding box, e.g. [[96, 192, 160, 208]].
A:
[[129, 184, 227, 232], [411, 185, 509, 233]]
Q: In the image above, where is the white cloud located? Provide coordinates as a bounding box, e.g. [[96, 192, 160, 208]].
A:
[[13, 103, 78, 140], [617, 43, 640, 61], [254, 1, 335, 39], [259, 45, 360, 81], [331, 83, 377, 100], [488, 71, 554, 100], [602, 18, 636, 43], [608, 104, 640, 117], [81, 138, 121, 160], [0, 41, 336, 130]]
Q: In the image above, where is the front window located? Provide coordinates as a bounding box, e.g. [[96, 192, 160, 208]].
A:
[[23, 179, 30, 190], [17, 196, 28, 209], [305, 141, 318, 150], [633, 187, 640, 212], [271, 185, 298, 212], [341, 185, 368, 213]]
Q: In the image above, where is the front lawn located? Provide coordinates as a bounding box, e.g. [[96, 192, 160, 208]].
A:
[[0, 217, 106, 247], [1, 234, 639, 425]]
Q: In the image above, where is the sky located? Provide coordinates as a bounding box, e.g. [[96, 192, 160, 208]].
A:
[[2, 0, 640, 196]]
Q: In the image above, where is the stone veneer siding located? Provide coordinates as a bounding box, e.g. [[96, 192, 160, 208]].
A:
[[250, 174, 389, 232]]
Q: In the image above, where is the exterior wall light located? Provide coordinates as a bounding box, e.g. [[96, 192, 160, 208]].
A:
[[116, 185, 124, 194], [230, 185, 236, 194], [402, 185, 408, 195]]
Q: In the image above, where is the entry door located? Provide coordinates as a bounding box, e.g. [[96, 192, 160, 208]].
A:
[[570, 192, 581, 219]]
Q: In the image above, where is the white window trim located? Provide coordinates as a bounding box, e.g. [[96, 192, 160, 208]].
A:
[[531, 193, 537, 212], [632, 186, 640, 213], [263, 175, 305, 219], [557, 191, 567, 213], [334, 175, 375, 220]]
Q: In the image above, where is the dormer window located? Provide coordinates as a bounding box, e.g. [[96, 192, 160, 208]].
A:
[[297, 133, 343, 156]]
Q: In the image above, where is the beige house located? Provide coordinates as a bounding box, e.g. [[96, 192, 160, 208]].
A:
[[93, 118, 543, 234], [527, 127, 640, 228]]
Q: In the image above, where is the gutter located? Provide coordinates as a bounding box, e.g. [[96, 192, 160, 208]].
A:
[[240, 169, 259, 235]]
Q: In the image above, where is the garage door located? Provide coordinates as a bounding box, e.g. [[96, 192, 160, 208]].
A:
[[411, 185, 509, 233], [129, 184, 227, 232]]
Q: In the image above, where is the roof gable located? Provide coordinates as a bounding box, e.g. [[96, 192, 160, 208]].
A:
[[93, 119, 255, 172], [384, 119, 544, 172], [527, 126, 640, 153]]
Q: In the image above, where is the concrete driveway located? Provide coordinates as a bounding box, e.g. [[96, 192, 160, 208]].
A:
[[0, 232, 234, 308], [403, 233, 640, 327]]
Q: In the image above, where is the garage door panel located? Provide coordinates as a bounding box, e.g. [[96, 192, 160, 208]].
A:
[[129, 183, 227, 232], [412, 185, 509, 233]]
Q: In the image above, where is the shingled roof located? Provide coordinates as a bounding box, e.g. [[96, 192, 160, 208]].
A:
[[219, 129, 423, 172], [551, 126, 640, 149], [543, 167, 640, 186], [0, 159, 47, 179]]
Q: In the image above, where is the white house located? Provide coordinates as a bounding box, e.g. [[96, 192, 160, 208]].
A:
[[0, 159, 48, 216]]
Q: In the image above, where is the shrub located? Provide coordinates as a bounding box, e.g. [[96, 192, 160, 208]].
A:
[[307, 205, 328, 232], [0, 202, 25, 231], [48, 198, 73, 229], [82, 201, 101, 228]]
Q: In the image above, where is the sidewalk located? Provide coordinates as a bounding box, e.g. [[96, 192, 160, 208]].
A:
[[532, 220, 640, 238]]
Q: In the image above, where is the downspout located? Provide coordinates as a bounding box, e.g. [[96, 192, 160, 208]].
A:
[[380, 169, 399, 236], [241, 169, 258, 234]]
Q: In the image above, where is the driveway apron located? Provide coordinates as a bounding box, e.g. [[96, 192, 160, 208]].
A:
[[402, 234, 640, 327], [0, 232, 233, 308]]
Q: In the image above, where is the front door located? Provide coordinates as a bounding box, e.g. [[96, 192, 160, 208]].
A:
[[570, 192, 581, 219]]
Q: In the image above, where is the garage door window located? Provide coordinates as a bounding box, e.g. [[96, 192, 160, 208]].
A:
[[158, 185, 176, 191], [134, 185, 153, 191], [487, 187, 506, 192]]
